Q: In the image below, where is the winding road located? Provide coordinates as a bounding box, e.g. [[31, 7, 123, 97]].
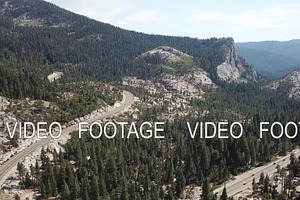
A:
[[214, 148, 300, 197], [3, 90, 297, 198], [0, 91, 134, 187]]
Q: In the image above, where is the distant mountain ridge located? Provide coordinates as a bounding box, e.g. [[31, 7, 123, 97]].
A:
[[236, 40, 300, 79], [237, 40, 300, 59]]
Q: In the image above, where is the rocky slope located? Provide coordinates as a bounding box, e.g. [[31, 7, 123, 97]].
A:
[[266, 70, 300, 100], [139, 46, 193, 62], [217, 41, 258, 82], [133, 46, 196, 79], [124, 46, 216, 120]]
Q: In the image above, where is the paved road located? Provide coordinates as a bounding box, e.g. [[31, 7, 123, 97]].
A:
[[0, 91, 134, 187], [214, 148, 300, 197]]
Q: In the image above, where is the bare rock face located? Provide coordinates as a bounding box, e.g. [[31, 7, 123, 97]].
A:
[[266, 70, 300, 100], [217, 62, 241, 82], [47, 72, 63, 82], [140, 46, 193, 62], [217, 41, 257, 82], [162, 70, 216, 96]]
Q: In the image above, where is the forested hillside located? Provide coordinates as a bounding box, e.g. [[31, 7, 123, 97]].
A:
[[0, 0, 256, 100], [1, 1, 300, 200], [14, 82, 300, 200], [236, 40, 300, 79]]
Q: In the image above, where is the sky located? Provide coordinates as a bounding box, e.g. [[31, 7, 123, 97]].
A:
[[45, 0, 300, 42]]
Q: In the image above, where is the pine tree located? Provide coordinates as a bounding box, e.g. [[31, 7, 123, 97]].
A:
[[57, 164, 66, 192], [99, 173, 109, 197], [70, 174, 80, 200], [120, 178, 129, 200], [185, 151, 197, 184], [91, 174, 101, 200], [202, 178, 212, 200], [17, 162, 26, 185], [49, 166, 58, 197], [263, 144, 270, 162], [252, 178, 258, 192], [264, 175, 270, 193], [110, 189, 118, 200], [35, 160, 40, 178], [82, 189, 90, 200], [272, 186, 277, 199], [24, 172, 32, 188], [176, 168, 186, 196], [40, 148, 47, 169], [40, 182, 46, 199], [61, 180, 71, 200], [106, 157, 117, 190], [259, 172, 265, 185], [220, 186, 228, 200]]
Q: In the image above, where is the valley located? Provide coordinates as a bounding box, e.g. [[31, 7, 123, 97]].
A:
[[0, 0, 299, 200], [0, 90, 134, 198]]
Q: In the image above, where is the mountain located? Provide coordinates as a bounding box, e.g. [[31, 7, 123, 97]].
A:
[[126, 46, 216, 103], [134, 40, 257, 83], [236, 40, 300, 79], [2, 1, 300, 200], [133, 46, 195, 79], [0, 0, 257, 100], [266, 70, 300, 100], [216, 41, 257, 82]]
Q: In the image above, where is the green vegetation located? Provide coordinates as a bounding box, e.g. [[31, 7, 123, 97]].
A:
[[236, 40, 300, 79], [249, 154, 300, 200], [14, 81, 300, 200], [3, 81, 121, 124], [133, 48, 197, 79], [0, 0, 247, 101], [1, 1, 300, 200]]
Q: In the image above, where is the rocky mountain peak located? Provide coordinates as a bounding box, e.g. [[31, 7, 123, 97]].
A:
[[217, 39, 257, 82], [226, 41, 238, 67]]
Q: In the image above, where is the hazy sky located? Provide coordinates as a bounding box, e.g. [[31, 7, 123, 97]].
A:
[[45, 0, 300, 42]]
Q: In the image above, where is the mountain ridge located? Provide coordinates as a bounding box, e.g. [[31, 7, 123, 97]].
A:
[[0, 0, 257, 100], [236, 39, 300, 79]]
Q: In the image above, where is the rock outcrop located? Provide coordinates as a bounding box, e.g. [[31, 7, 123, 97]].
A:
[[217, 40, 258, 82], [140, 46, 193, 62], [266, 70, 300, 100]]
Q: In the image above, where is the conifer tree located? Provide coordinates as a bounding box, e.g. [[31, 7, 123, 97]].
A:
[[264, 175, 270, 193], [49, 166, 58, 197], [220, 186, 228, 200], [252, 178, 258, 192], [91, 174, 101, 200], [202, 178, 212, 200], [61, 180, 71, 200], [99, 173, 109, 197], [176, 168, 186, 196], [120, 178, 129, 200]]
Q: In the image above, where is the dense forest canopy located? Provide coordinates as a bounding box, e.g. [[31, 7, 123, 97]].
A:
[[1, 1, 300, 200], [0, 0, 240, 100]]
